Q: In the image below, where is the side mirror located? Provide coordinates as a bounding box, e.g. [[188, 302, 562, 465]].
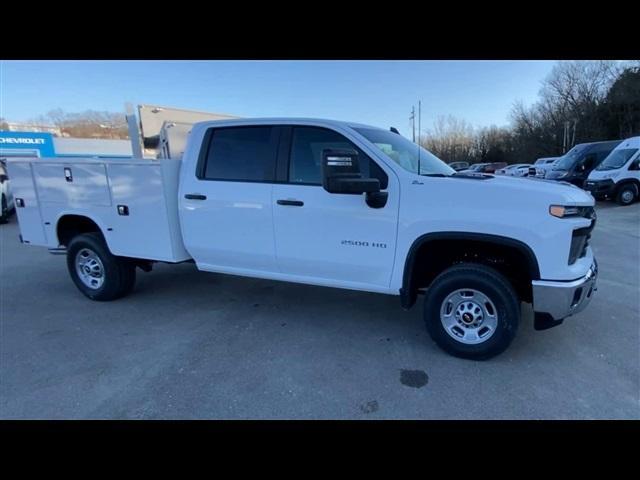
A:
[[0, 174, 8, 183], [321, 148, 380, 195]]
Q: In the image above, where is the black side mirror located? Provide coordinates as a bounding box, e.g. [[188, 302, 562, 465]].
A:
[[322, 148, 380, 194], [0, 174, 8, 183], [321, 148, 388, 208]]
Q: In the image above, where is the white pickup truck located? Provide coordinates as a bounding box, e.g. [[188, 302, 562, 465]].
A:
[[7, 118, 599, 359]]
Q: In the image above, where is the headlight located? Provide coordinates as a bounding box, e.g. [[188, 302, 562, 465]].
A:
[[549, 205, 580, 218], [549, 205, 596, 219]]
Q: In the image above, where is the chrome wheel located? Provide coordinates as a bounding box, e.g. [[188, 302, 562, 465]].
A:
[[440, 289, 498, 345], [75, 248, 105, 290]]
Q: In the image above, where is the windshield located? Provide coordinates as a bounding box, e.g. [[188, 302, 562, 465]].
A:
[[595, 148, 638, 171], [469, 164, 487, 171], [354, 128, 454, 176], [554, 146, 584, 170]]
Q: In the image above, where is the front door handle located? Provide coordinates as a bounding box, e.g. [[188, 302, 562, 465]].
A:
[[185, 193, 207, 200], [277, 199, 304, 207]]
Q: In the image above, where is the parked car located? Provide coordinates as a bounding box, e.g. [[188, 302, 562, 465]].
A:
[[448, 161, 469, 171], [0, 162, 15, 224], [459, 163, 489, 173], [529, 157, 560, 178], [545, 140, 622, 187], [459, 162, 505, 174], [585, 136, 640, 205], [495, 164, 531, 176], [7, 118, 598, 360]]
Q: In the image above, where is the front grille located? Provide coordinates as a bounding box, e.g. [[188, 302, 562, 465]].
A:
[[568, 209, 596, 264], [585, 179, 614, 194]]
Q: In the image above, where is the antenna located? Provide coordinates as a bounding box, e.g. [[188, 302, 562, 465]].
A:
[[418, 100, 422, 174], [410, 106, 416, 142]]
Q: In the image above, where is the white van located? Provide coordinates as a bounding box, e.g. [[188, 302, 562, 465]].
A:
[[585, 137, 640, 205]]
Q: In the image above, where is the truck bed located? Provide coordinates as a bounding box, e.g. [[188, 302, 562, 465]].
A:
[[7, 157, 191, 263]]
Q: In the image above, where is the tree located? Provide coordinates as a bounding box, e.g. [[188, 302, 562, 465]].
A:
[[420, 115, 476, 163], [31, 109, 129, 139], [601, 66, 640, 138]]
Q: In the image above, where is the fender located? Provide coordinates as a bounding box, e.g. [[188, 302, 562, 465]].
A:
[[400, 231, 541, 309], [614, 178, 640, 195]]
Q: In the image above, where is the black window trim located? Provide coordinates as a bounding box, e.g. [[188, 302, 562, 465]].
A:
[[283, 125, 389, 188], [195, 125, 285, 184]]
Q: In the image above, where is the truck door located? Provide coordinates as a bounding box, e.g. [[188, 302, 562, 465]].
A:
[[272, 126, 399, 289], [179, 125, 280, 274]]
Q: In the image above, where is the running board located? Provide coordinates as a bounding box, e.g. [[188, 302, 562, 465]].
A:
[[48, 247, 67, 255]]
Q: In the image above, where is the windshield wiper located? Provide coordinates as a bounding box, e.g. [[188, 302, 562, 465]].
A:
[[420, 173, 449, 177]]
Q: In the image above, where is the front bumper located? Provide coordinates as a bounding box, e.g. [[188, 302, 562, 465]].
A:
[[532, 259, 598, 324], [585, 179, 615, 197]]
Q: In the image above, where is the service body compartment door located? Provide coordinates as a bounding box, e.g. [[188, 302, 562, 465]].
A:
[[106, 163, 181, 261], [5, 162, 47, 245], [33, 163, 111, 206]]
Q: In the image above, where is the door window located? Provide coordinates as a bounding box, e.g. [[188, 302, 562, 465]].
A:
[[289, 127, 388, 188]]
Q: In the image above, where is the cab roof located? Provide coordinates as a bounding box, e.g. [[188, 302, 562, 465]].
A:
[[614, 136, 640, 149], [194, 117, 386, 132]]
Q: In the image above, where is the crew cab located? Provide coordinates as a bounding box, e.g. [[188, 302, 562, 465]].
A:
[[585, 136, 640, 205], [7, 118, 599, 360]]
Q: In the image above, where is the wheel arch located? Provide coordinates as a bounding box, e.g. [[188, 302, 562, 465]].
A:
[[400, 232, 540, 309], [614, 178, 640, 195], [56, 213, 108, 248]]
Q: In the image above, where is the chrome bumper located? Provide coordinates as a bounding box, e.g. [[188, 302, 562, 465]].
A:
[[532, 260, 598, 321]]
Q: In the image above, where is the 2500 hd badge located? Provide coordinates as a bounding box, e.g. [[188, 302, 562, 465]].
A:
[[341, 240, 387, 248]]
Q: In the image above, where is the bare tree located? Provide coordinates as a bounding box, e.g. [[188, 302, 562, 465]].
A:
[[31, 109, 129, 139], [421, 115, 475, 163]]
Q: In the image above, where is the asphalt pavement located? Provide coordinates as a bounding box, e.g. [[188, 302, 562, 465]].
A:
[[1, 202, 638, 419]]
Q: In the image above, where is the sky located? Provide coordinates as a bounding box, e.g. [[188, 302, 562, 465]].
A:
[[0, 60, 556, 137]]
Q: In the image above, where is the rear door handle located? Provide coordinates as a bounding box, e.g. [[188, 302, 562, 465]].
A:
[[185, 193, 207, 200], [277, 199, 304, 207]]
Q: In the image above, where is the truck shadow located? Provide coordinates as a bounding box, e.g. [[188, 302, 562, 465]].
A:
[[129, 261, 539, 361]]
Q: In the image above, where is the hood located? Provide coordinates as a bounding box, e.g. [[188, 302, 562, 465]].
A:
[[588, 168, 622, 181], [546, 169, 570, 180], [445, 173, 594, 205]]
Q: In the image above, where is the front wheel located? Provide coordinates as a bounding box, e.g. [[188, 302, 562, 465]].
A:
[[423, 263, 520, 360], [616, 184, 637, 206], [67, 232, 136, 301]]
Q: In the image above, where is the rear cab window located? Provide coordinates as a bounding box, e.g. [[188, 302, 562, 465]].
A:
[[198, 126, 279, 182]]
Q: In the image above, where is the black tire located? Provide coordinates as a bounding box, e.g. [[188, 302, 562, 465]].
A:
[[0, 195, 8, 224], [66, 232, 136, 301], [615, 184, 637, 206], [423, 263, 520, 360], [116, 258, 137, 297]]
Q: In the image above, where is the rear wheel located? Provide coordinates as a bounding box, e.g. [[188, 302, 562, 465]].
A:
[[423, 263, 520, 360], [616, 184, 637, 206], [0, 195, 7, 224], [66, 233, 136, 301]]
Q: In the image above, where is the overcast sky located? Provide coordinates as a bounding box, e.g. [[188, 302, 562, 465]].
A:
[[0, 60, 556, 137]]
